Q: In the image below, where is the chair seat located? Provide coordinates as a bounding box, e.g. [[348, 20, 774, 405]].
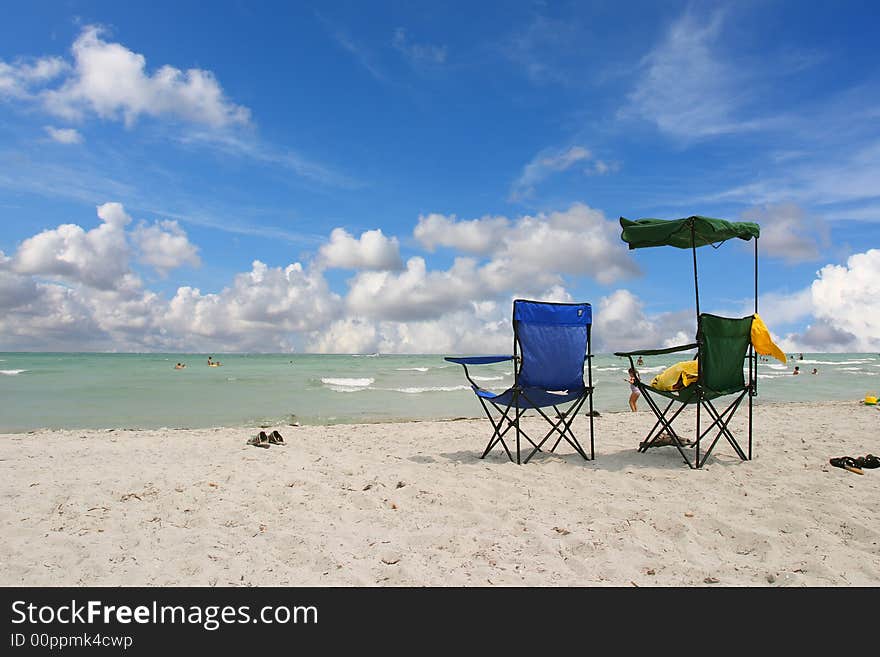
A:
[[642, 383, 745, 403], [475, 386, 589, 408]]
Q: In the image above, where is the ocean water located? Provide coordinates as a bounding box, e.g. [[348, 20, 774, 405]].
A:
[[0, 352, 878, 432]]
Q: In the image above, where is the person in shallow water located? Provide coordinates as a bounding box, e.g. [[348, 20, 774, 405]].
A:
[[174, 363, 185, 370], [793, 366, 800, 375]]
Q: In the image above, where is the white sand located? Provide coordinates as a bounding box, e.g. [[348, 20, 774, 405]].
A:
[[1, 400, 879, 586]]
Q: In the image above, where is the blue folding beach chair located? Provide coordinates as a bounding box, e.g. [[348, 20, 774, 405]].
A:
[[446, 299, 595, 464]]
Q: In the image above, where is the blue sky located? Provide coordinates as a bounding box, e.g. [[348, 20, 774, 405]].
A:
[[1, 0, 879, 353]]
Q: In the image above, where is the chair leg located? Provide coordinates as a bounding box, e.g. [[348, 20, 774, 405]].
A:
[[514, 392, 521, 465], [696, 393, 748, 466], [521, 392, 591, 463], [640, 396, 677, 452], [478, 397, 520, 461], [638, 389, 696, 468]]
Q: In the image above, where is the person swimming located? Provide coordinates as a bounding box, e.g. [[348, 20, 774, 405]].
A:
[[174, 362, 185, 370]]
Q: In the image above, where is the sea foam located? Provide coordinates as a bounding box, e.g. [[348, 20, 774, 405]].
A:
[[322, 377, 374, 388]]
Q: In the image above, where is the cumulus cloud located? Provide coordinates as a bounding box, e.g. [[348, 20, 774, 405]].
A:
[[8, 201, 133, 290], [44, 125, 83, 144], [770, 249, 880, 352], [10, 201, 877, 355], [4, 202, 200, 289], [0, 56, 68, 99], [346, 256, 479, 321], [132, 220, 201, 276], [489, 204, 639, 285], [594, 289, 695, 353], [308, 308, 513, 355], [347, 204, 637, 327], [318, 228, 403, 270], [13, 26, 250, 128], [414, 213, 509, 254], [741, 203, 828, 263], [415, 204, 638, 285], [164, 261, 342, 351]]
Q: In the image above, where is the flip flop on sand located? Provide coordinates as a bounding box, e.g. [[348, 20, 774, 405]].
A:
[[853, 454, 880, 469], [829, 456, 864, 475], [268, 430, 285, 445], [247, 431, 270, 448]]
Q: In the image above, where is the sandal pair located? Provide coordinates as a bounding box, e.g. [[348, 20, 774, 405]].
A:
[[829, 456, 864, 475], [247, 430, 285, 448]]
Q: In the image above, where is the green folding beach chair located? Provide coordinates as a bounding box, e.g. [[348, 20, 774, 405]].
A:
[[612, 215, 761, 469], [616, 313, 754, 469]]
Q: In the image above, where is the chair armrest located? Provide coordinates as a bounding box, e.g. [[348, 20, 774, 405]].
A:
[[445, 356, 514, 365], [614, 343, 698, 357]]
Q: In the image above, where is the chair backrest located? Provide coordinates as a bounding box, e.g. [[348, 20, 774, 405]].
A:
[[698, 313, 753, 395], [513, 299, 591, 390]]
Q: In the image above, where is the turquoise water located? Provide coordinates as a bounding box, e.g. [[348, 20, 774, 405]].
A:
[[0, 352, 877, 432]]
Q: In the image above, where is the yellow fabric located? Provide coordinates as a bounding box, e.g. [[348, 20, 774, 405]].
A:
[[651, 360, 699, 391], [751, 313, 786, 363]]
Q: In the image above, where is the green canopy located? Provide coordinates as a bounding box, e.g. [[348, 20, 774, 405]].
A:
[[619, 216, 760, 250]]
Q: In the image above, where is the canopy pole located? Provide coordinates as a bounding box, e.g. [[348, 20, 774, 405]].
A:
[[691, 222, 700, 326], [754, 237, 758, 313]]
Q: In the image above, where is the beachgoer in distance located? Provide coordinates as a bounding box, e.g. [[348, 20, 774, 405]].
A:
[[793, 366, 800, 375], [626, 367, 640, 411], [812, 368, 818, 375], [636, 356, 644, 366], [174, 362, 185, 370], [207, 356, 213, 365]]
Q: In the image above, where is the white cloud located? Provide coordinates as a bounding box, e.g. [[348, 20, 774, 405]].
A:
[[703, 139, 880, 213], [414, 213, 509, 254], [803, 250, 880, 350], [4, 202, 200, 291], [510, 146, 592, 201], [346, 256, 479, 321], [416, 204, 638, 287], [741, 203, 828, 263], [163, 261, 342, 351], [349, 204, 637, 323], [8, 201, 133, 290], [594, 289, 695, 353], [622, 10, 760, 139], [308, 308, 512, 355], [19, 201, 880, 355], [753, 288, 813, 328], [132, 220, 201, 276], [0, 56, 68, 99], [492, 204, 639, 284], [318, 228, 403, 270], [44, 125, 83, 144], [40, 25, 249, 128]]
